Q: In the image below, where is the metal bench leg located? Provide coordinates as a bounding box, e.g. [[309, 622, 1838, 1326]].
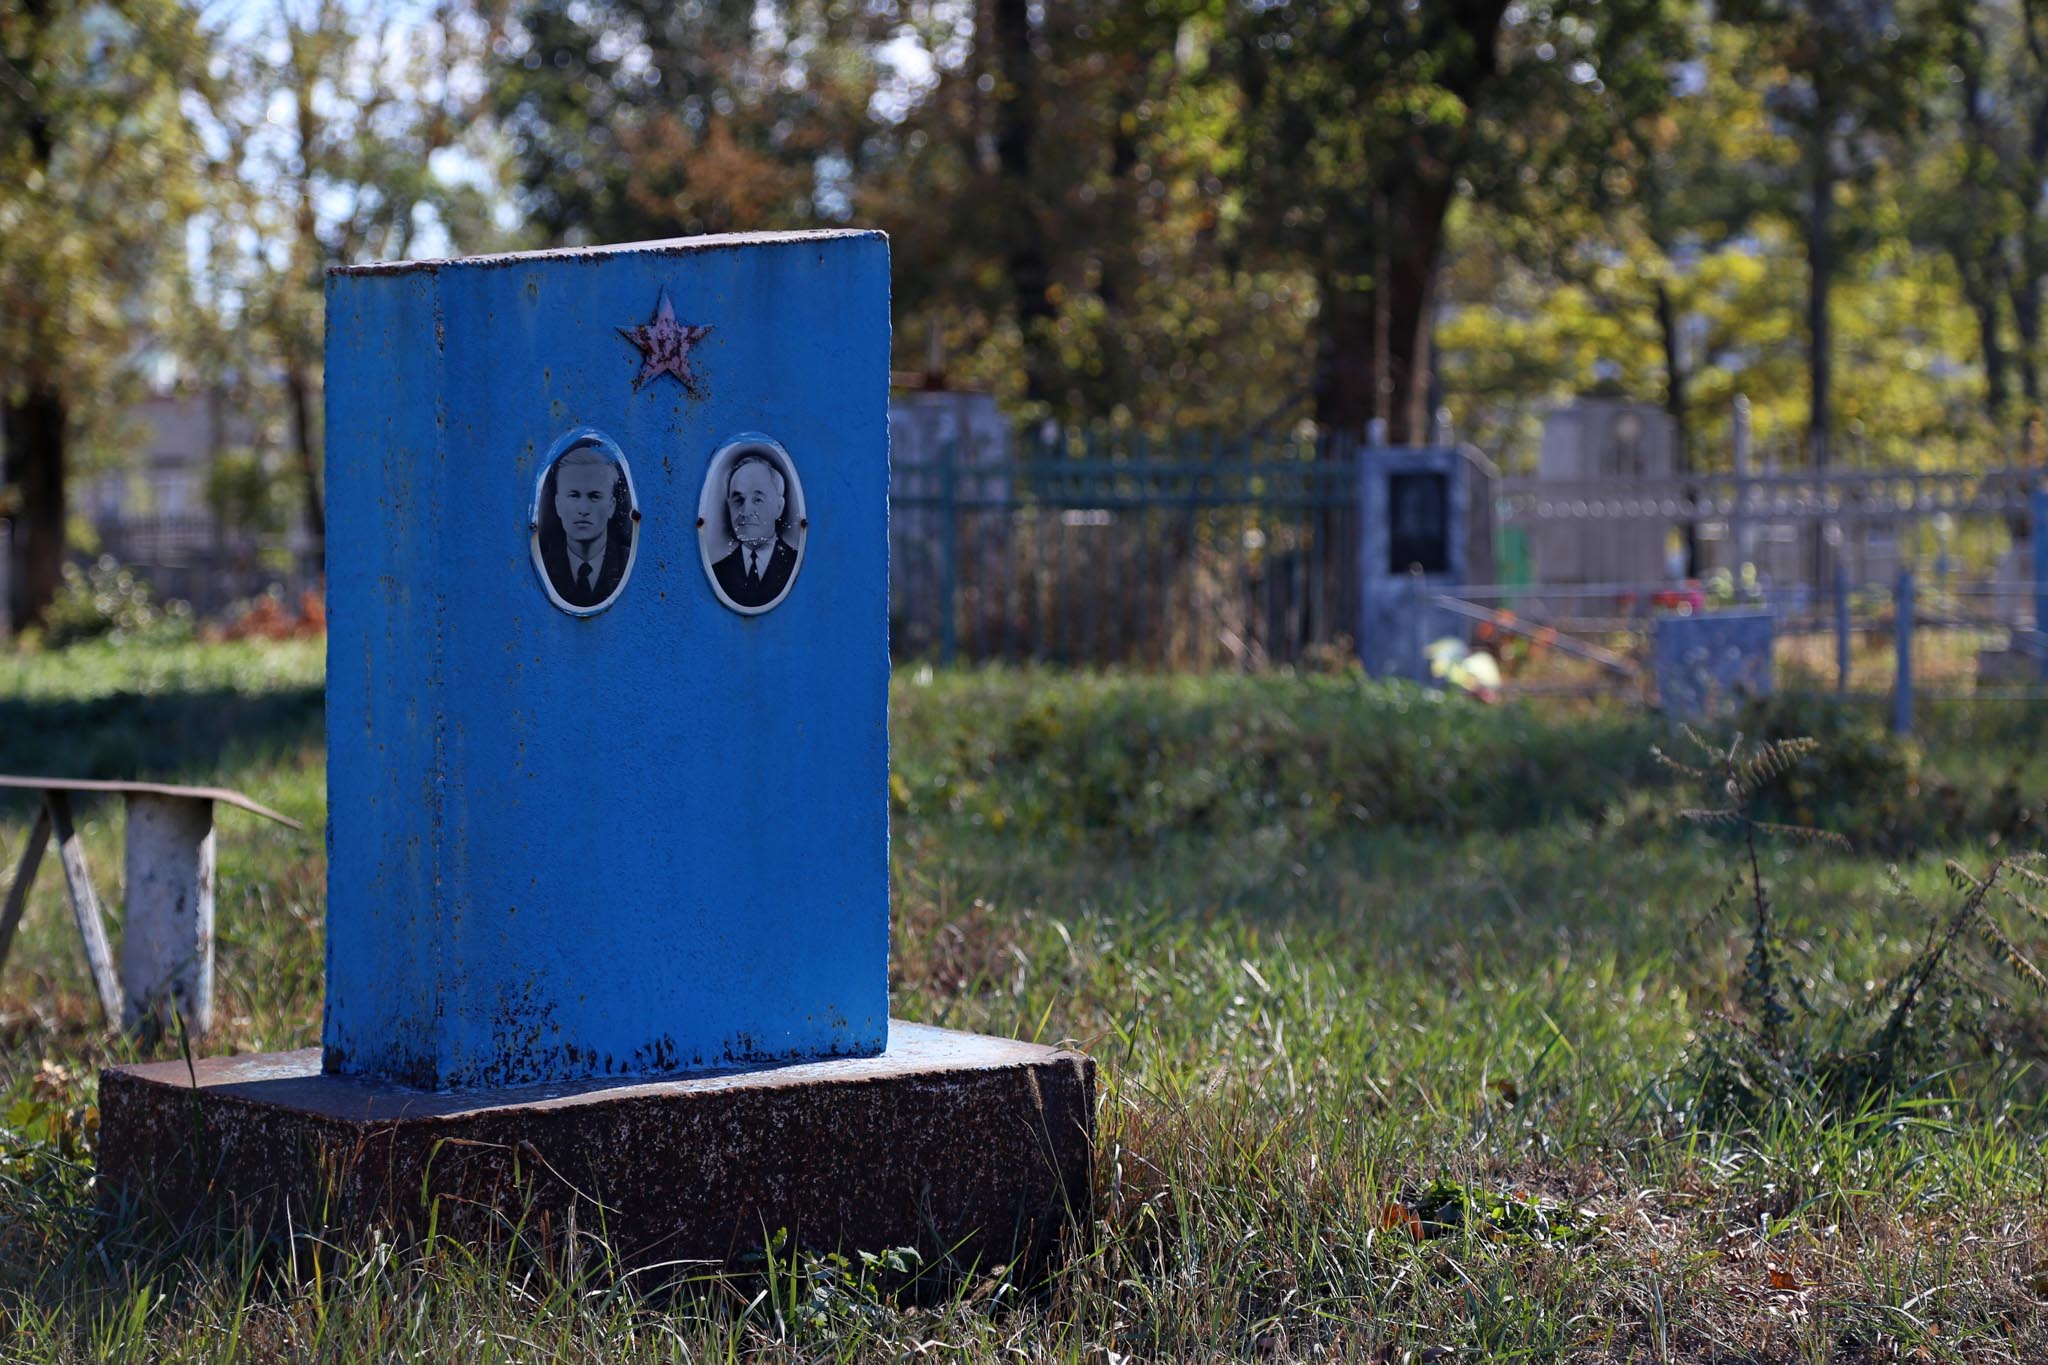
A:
[[44, 792, 123, 1028], [118, 793, 216, 1036], [0, 802, 53, 974]]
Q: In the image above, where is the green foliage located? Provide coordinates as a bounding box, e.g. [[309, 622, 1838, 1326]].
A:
[[494, 0, 890, 244], [38, 558, 192, 650], [1387, 1178, 1604, 1247], [2, 647, 2048, 1356], [1736, 691, 2042, 853], [0, 1063, 97, 1281], [202, 448, 291, 534], [0, 0, 203, 398], [892, 669, 1676, 844], [0, 636, 321, 793], [892, 670, 2043, 853], [1665, 728, 2048, 1125]]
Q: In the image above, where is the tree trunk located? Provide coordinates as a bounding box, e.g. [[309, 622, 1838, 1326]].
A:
[[1965, 270, 2010, 421], [1388, 203, 1441, 445], [1655, 280, 1689, 461], [6, 0, 64, 631], [1312, 183, 1451, 445], [1098, 53, 1141, 315], [991, 0, 1056, 408], [1955, 22, 2012, 427], [284, 360, 325, 561], [2015, 269, 2043, 415], [1313, 262, 1378, 437], [2022, 1, 2048, 437], [4, 383, 67, 632], [1803, 116, 1836, 586], [1805, 121, 1834, 473], [1656, 279, 1701, 574]]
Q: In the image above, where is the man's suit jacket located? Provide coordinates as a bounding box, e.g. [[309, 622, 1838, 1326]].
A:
[[713, 537, 797, 608], [542, 531, 629, 608]]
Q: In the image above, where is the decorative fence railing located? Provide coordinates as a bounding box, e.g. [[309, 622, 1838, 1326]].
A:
[[1494, 467, 2039, 524]]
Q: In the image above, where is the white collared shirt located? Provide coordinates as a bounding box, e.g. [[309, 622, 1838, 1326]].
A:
[[569, 535, 608, 588], [740, 538, 775, 578]]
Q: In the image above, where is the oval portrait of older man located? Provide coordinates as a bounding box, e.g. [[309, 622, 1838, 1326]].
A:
[[697, 434, 808, 616], [530, 428, 640, 617]]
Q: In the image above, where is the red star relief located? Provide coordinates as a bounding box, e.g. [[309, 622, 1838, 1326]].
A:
[[618, 288, 712, 394]]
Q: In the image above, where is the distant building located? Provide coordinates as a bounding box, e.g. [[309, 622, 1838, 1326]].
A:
[[1524, 397, 1903, 593], [81, 386, 315, 615], [887, 383, 1014, 655], [87, 388, 235, 523], [1531, 398, 1680, 585], [889, 386, 1011, 472]]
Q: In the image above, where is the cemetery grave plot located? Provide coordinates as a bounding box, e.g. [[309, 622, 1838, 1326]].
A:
[[72, 233, 1095, 1282]]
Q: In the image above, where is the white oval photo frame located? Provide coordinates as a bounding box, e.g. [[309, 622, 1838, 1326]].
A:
[[697, 433, 808, 616], [530, 427, 641, 618]]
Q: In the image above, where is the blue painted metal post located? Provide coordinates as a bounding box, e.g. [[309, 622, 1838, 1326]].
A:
[[937, 435, 958, 666], [323, 233, 892, 1090], [1834, 565, 1850, 693], [1354, 434, 1371, 672], [1893, 568, 1914, 736], [1409, 566, 1430, 684], [2034, 487, 2047, 648]]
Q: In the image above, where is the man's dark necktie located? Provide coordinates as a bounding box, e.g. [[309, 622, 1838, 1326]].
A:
[[747, 549, 761, 585], [576, 563, 593, 599]]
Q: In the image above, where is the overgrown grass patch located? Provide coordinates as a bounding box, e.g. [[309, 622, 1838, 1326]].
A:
[[2, 646, 2046, 1360]]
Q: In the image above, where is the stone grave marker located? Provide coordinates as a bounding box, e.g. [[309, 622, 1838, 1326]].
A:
[[96, 233, 1094, 1278], [1357, 445, 1471, 680]]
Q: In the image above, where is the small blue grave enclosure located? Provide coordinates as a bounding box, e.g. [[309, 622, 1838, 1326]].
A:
[[1652, 609, 1776, 719]]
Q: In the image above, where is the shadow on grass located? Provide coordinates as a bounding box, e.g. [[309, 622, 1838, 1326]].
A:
[[0, 686, 324, 809]]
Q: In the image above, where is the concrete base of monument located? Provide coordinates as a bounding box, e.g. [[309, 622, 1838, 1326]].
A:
[[97, 1021, 1094, 1281]]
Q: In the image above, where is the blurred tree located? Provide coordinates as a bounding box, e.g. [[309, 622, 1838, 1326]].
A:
[[1440, 14, 1783, 467], [189, 0, 508, 564], [1220, 0, 1689, 444], [1910, 5, 2018, 423], [2009, 0, 2048, 434], [0, 0, 203, 631], [493, 0, 891, 245], [1903, 0, 2048, 450], [1441, 4, 2000, 489], [1719, 0, 1953, 473], [866, 0, 1260, 424]]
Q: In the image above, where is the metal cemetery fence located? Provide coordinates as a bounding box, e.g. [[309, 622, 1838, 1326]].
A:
[[891, 429, 1370, 669], [1434, 569, 2048, 717], [891, 429, 2048, 719], [94, 516, 321, 618], [1434, 474, 2048, 719]]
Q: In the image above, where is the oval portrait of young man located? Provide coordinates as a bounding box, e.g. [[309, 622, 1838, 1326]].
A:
[[530, 428, 640, 617], [697, 434, 807, 616]]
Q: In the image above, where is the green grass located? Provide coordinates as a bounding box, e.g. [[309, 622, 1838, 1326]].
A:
[[3, 645, 2047, 1361]]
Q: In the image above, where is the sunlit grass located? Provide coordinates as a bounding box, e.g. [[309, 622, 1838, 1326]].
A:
[[2, 644, 2045, 1360]]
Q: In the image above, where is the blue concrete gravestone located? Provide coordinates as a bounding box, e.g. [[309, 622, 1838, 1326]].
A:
[[93, 234, 1095, 1278], [1652, 609, 1775, 719], [322, 232, 888, 1089]]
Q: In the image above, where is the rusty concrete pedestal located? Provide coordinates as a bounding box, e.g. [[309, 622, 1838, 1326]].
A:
[[98, 1022, 1093, 1279]]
